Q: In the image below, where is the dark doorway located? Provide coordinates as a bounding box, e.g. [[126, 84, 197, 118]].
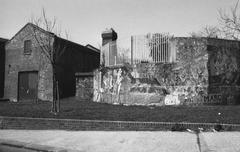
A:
[[0, 39, 7, 98], [75, 73, 93, 100], [18, 71, 38, 101]]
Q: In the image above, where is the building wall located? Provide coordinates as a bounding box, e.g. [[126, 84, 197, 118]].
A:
[[76, 75, 93, 100], [101, 41, 117, 66], [207, 38, 240, 104], [0, 43, 3, 98], [171, 37, 208, 105], [4, 23, 100, 102], [54, 37, 100, 99], [4, 24, 53, 102], [94, 37, 210, 105], [0, 39, 7, 98]]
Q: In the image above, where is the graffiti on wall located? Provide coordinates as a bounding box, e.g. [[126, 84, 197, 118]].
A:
[[160, 38, 208, 105], [76, 76, 93, 100], [207, 43, 240, 104], [209, 46, 240, 85], [204, 94, 222, 104], [94, 38, 240, 106], [101, 68, 124, 103]]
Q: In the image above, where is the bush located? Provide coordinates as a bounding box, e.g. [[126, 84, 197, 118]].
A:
[[214, 124, 223, 131], [171, 123, 186, 131]]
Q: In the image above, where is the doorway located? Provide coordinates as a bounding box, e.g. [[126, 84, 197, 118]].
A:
[[18, 71, 38, 101]]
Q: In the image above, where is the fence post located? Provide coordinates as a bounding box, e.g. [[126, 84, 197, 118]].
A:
[[131, 36, 134, 65]]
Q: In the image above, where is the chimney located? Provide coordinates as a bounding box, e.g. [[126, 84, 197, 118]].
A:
[[101, 28, 118, 66], [101, 28, 118, 46]]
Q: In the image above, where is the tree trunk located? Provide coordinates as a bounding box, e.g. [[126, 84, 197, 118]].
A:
[[52, 67, 57, 113], [57, 81, 60, 112]]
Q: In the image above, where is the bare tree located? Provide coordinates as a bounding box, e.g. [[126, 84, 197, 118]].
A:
[[190, 1, 240, 40], [30, 8, 67, 114], [118, 47, 130, 64], [219, 0, 240, 40], [190, 25, 222, 38]]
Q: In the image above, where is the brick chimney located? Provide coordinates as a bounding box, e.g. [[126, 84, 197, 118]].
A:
[[101, 28, 118, 46], [101, 28, 118, 66]]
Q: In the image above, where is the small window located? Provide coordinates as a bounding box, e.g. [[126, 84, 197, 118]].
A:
[[24, 40, 32, 54]]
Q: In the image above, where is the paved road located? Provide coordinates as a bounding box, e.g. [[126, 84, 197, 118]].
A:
[[0, 130, 240, 152]]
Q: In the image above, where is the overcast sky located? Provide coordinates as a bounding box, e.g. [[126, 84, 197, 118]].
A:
[[0, 0, 237, 48]]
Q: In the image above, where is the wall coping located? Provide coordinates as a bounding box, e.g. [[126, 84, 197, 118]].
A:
[[75, 72, 93, 76], [1, 116, 240, 127]]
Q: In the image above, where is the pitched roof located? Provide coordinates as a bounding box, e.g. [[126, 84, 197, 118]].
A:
[[7, 23, 99, 54], [85, 44, 100, 53], [0, 37, 8, 42], [6, 23, 54, 44]]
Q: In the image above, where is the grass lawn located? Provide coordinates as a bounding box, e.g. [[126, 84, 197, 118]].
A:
[[0, 97, 240, 124]]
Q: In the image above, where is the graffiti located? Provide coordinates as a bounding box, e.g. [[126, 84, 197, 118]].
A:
[[100, 68, 124, 103], [76, 77, 93, 100], [103, 71, 113, 92], [208, 94, 222, 103], [162, 85, 208, 105], [93, 88, 103, 102], [115, 68, 123, 94], [94, 38, 240, 106], [164, 94, 180, 105], [114, 69, 123, 102], [211, 48, 237, 75], [97, 60, 209, 105], [200, 94, 222, 104], [209, 46, 240, 85]]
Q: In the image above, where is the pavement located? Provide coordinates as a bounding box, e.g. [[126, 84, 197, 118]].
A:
[[0, 130, 240, 152], [201, 132, 240, 152]]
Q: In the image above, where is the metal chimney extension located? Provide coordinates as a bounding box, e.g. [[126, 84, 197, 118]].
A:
[[101, 28, 118, 66]]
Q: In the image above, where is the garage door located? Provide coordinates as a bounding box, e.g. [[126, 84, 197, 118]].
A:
[[18, 71, 38, 101]]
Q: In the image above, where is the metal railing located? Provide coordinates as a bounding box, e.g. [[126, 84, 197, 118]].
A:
[[131, 33, 175, 64], [101, 33, 176, 66]]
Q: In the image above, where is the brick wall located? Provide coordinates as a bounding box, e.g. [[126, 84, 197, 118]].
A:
[[0, 40, 7, 98], [170, 37, 208, 105], [54, 37, 100, 98], [207, 38, 240, 104], [94, 65, 164, 105], [1, 116, 240, 131], [76, 75, 93, 100], [4, 24, 53, 102], [94, 37, 209, 105], [94, 37, 240, 105]]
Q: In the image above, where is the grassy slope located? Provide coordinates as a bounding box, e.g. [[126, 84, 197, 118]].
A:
[[0, 97, 240, 124]]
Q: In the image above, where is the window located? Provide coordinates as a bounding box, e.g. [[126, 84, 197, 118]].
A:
[[24, 40, 32, 54]]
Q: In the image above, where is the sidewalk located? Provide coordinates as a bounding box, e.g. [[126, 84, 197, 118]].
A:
[[0, 138, 70, 152], [201, 132, 240, 152], [0, 130, 198, 152], [0, 130, 240, 152]]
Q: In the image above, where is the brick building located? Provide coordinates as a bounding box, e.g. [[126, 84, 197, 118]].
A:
[[4, 23, 99, 102], [0, 38, 8, 98]]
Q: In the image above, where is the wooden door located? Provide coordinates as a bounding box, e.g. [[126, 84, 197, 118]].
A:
[[18, 71, 38, 101]]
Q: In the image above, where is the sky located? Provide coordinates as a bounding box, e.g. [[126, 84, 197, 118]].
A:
[[0, 0, 237, 48]]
